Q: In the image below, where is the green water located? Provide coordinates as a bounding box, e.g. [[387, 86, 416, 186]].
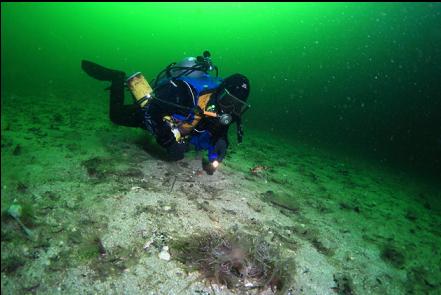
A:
[[2, 2, 440, 176], [1, 3, 441, 294], [2, 3, 441, 177]]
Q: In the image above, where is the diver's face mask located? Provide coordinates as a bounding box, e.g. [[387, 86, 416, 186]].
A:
[[216, 88, 250, 125]]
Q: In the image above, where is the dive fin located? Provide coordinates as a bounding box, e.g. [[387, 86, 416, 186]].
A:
[[81, 60, 125, 82]]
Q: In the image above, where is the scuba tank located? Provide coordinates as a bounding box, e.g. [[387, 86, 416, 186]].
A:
[[169, 57, 205, 79], [153, 50, 218, 88]]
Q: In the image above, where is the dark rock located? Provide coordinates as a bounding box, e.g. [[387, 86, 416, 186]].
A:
[[119, 168, 144, 178], [262, 191, 300, 214], [405, 211, 418, 221], [13, 144, 21, 156], [381, 245, 405, 268], [333, 273, 355, 295], [53, 113, 64, 123], [17, 182, 28, 193], [1, 255, 25, 273]]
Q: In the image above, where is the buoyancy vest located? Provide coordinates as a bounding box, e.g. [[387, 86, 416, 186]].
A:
[[168, 75, 223, 136]]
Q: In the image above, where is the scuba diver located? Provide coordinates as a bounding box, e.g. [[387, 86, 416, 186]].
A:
[[81, 51, 250, 174]]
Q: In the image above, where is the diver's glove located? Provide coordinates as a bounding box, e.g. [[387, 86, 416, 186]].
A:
[[156, 125, 176, 148], [156, 115, 186, 148], [155, 120, 187, 161], [162, 116, 182, 142]]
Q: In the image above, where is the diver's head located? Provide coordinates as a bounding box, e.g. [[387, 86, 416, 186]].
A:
[[221, 73, 250, 102], [215, 73, 250, 122]]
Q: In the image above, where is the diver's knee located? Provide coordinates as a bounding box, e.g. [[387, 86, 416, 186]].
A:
[[166, 142, 187, 161], [109, 113, 124, 125]]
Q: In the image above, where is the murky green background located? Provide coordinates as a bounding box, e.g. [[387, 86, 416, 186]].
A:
[[2, 2, 440, 177]]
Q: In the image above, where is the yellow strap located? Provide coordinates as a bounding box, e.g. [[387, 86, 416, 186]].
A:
[[178, 92, 216, 135], [197, 93, 212, 109], [202, 111, 217, 118]]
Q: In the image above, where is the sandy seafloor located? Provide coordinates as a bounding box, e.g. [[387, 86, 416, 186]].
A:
[[1, 92, 440, 295]]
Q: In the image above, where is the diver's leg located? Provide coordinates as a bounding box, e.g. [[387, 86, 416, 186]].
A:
[[109, 79, 145, 127], [81, 60, 143, 128]]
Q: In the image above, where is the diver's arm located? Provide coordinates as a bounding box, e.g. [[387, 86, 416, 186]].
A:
[[155, 122, 177, 148], [206, 123, 230, 163], [208, 138, 227, 162], [201, 137, 227, 175]]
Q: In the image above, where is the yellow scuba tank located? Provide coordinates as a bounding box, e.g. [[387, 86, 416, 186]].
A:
[[127, 72, 153, 108]]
